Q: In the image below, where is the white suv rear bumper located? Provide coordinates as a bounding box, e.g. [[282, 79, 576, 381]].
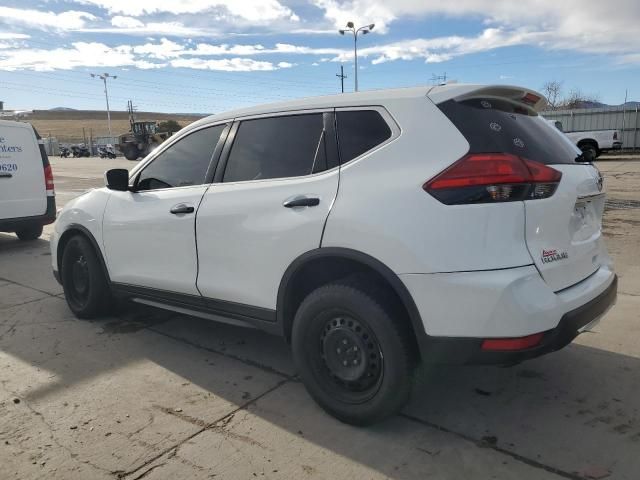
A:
[[400, 263, 616, 338]]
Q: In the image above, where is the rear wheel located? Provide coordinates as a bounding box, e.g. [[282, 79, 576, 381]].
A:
[[144, 142, 160, 157], [122, 145, 140, 161], [61, 235, 111, 318], [16, 224, 43, 241], [292, 282, 414, 425], [579, 143, 598, 160]]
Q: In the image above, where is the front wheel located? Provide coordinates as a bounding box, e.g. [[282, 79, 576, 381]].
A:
[[292, 282, 414, 425], [61, 236, 111, 318]]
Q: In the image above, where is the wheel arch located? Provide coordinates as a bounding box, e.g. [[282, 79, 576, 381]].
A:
[[277, 248, 427, 357], [57, 224, 111, 283]]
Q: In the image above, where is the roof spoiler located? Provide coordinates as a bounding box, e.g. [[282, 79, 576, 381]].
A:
[[428, 84, 547, 112]]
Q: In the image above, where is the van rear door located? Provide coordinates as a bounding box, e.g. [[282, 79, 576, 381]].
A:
[[0, 121, 47, 219]]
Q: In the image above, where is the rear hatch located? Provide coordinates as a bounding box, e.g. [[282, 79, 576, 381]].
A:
[[435, 90, 606, 291], [0, 121, 47, 220]]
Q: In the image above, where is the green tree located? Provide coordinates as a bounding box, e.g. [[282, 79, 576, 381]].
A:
[[157, 120, 182, 134]]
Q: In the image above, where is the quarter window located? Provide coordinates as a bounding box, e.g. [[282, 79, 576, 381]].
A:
[[223, 114, 326, 182], [136, 124, 226, 191], [336, 110, 392, 163]]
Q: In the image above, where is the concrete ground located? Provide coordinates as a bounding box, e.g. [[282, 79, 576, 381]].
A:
[[0, 155, 639, 479]]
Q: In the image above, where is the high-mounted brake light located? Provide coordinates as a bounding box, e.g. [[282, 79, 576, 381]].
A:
[[522, 92, 541, 105], [423, 153, 562, 205], [44, 164, 55, 195]]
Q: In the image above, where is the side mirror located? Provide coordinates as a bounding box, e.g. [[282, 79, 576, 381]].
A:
[[105, 169, 129, 191]]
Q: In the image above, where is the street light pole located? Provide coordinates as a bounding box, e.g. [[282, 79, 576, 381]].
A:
[[339, 22, 374, 92], [90, 73, 117, 137]]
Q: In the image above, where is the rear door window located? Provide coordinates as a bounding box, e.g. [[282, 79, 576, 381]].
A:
[[438, 98, 580, 164], [336, 110, 392, 163], [223, 113, 329, 182]]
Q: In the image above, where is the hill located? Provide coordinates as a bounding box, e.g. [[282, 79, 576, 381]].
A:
[[26, 109, 206, 143]]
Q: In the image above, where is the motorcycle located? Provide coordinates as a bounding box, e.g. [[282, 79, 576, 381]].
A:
[[60, 146, 71, 158], [71, 144, 90, 158], [98, 145, 117, 159]]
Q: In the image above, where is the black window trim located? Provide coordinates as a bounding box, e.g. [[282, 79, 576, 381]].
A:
[[213, 109, 339, 185], [334, 105, 399, 166], [131, 122, 231, 193]]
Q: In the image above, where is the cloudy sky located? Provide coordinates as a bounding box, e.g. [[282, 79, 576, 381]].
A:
[[0, 0, 638, 113]]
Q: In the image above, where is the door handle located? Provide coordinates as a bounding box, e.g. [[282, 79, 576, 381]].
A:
[[170, 203, 195, 214], [283, 196, 320, 208], [0, 173, 12, 179]]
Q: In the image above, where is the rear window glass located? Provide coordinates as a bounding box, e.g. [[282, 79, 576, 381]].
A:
[[336, 110, 391, 163], [438, 98, 581, 164]]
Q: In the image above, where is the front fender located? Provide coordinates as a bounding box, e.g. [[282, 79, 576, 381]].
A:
[[51, 188, 111, 276]]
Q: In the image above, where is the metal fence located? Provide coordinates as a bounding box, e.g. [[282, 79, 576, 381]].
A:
[[541, 105, 639, 151], [40, 136, 122, 157]]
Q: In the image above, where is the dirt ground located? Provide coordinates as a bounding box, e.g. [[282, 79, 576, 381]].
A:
[[0, 155, 639, 479], [25, 110, 203, 143]]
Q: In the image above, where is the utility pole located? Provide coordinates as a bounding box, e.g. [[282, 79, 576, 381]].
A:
[[336, 65, 347, 93], [90, 73, 117, 137], [339, 22, 375, 92], [430, 72, 447, 85], [622, 89, 628, 147]]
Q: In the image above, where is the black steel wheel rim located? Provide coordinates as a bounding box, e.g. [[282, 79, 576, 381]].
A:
[[316, 314, 383, 404], [68, 251, 90, 307]]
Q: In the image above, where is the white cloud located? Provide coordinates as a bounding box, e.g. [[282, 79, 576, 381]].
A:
[[0, 33, 30, 40], [170, 57, 285, 71], [133, 38, 185, 59], [110, 16, 144, 28], [74, 0, 298, 22], [0, 6, 96, 31], [0, 42, 161, 71], [314, 0, 640, 58], [82, 21, 215, 37], [277, 61, 295, 68]]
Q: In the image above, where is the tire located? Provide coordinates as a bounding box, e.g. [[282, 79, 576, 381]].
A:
[[16, 224, 43, 241], [292, 282, 414, 425], [61, 235, 111, 319], [580, 143, 598, 161], [123, 145, 140, 161], [144, 142, 160, 157]]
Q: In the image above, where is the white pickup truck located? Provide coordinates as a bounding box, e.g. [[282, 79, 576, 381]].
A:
[[548, 120, 622, 158]]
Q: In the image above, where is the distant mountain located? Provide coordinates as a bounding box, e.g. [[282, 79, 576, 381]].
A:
[[49, 107, 77, 111], [555, 100, 639, 110]]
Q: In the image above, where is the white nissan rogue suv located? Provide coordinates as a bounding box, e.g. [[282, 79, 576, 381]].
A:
[[51, 84, 617, 425]]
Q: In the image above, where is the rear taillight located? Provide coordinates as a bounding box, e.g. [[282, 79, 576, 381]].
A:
[[423, 153, 562, 205], [44, 164, 55, 195], [613, 132, 618, 140]]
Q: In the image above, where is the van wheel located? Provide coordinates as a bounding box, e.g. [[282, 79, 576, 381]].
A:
[[292, 282, 414, 426], [16, 224, 43, 241], [61, 235, 111, 319]]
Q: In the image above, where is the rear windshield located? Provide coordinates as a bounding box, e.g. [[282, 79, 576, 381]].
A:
[[438, 98, 581, 164]]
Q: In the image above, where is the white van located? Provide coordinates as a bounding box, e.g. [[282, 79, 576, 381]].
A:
[[0, 120, 56, 240]]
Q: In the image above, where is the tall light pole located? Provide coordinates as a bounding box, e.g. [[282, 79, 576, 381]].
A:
[[90, 73, 117, 137], [339, 22, 374, 92]]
